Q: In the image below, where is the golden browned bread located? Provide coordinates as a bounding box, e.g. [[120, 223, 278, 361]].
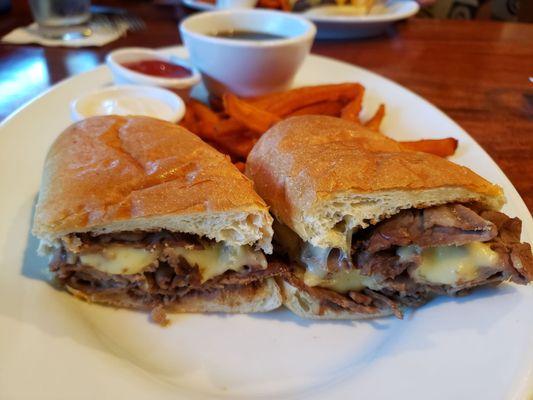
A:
[[246, 115, 504, 249], [33, 116, 273, 252]]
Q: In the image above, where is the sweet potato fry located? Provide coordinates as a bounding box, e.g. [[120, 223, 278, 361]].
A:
[[401, 138, 458, 158], [364, 104, 385, 131], [257, 0, 281, 8], [340, 87, 365, 123], [208, 93, 224, 111], [216, 131, 258, 158], [223, 93, 281, 134], [189, 99, 220, 125], [289, 100, 345, 117], [250, 83, 365, 116], [179, 104, 198, 134], [180, 100, 221, 141], [196, 120, 219, 141], [279, 0, 291, 11], [214, 118, 246, 136]]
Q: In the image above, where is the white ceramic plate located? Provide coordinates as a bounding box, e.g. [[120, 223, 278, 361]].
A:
[[180, 0, 419, 39], [0, 47, 532, 400]]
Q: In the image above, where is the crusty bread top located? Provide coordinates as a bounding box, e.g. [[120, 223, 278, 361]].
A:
[[246, 115, 504, 249], [33, 116, 273, 252]]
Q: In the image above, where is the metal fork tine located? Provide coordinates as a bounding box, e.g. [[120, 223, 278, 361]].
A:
[[91, 14, 113, 33], [128, 15, 145, 31], [91, 11, 146, 33]]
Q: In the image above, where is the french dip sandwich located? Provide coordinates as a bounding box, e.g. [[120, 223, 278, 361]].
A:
[[33, 116, 285, 323], [246, 115, 533, 319]]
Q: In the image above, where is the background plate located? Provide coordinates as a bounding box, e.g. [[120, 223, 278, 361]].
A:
[[0, 47, 532, 400], [180, 0, 419, 39]]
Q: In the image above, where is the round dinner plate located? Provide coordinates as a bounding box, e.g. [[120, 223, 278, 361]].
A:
[[180, 0, 419, 39], [0, 47, 532, 400]]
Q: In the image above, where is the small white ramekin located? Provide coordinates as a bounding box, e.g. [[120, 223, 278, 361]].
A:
[[70, 85, 186, 123], [180, 10, 316, 97], [105, 47, 201, 99]]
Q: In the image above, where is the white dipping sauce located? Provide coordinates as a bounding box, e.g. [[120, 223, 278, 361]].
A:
[[82, 95, 174, 120], [71, 85, 185, 123]]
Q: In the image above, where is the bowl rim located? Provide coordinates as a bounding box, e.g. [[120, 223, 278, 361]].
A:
[[106, 47, 201, 87], [179, 9, 317, 48], [70, 84, 186, 123]]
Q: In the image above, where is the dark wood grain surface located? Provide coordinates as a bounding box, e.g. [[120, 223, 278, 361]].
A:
[[1, 1, 532, 211]]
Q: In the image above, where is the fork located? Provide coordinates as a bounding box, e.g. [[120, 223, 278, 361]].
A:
[[90, 5, 146, 33]]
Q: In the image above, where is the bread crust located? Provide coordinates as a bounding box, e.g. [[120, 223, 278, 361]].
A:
[[33, 116, 272, 251], [246, 115, 504, 248], [280, 279, 396, 320]]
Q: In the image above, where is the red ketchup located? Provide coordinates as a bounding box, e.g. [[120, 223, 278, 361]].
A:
[[122, 59, 192, 79]]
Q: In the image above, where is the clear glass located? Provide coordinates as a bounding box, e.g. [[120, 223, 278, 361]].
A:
[[28, 0, 91, 39]]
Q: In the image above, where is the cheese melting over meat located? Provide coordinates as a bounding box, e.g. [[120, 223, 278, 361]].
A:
[[304, 268, 380, 293], [173, 243, 267, 282], [79, 242, 266, 281], [300, 241, 500, 293], [398, 242, 500, 285], [301, 243, 379, 293], [80, 245, 158, 275]]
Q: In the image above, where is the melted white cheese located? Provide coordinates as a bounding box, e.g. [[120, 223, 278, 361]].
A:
[[80, 245, 158, 275], [300, 242, 351, 278], [303, 269, 379, 293], [300, 244, 332, 279], [399, 242, 500, 285], [173, 243, 267, 282], [79, 242, 266, 281]]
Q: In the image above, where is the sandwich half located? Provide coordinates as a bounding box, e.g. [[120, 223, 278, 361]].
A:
[[33, 116, 284, 322], [246, 115, 533, 319]]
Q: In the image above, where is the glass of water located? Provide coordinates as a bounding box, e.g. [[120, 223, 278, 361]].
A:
[[29, 0, 92, 39]]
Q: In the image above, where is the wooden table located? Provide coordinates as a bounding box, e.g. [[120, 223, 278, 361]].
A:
[[1, 2, 532, 211]]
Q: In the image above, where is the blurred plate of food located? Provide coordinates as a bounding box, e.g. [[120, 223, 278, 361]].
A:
[[302, 0, 419, 38], [180, 0, 419, 38]]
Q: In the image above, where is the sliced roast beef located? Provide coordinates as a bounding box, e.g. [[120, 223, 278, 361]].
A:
[[357, 206, 532, 292], [347, 290, 373, 306], [52, 248, 285, 302], [361, 289, 403, 319], [352, 204, 528, 281], [284, 273, 380, 315], [282, 203, 533, 318], [63, 230, 204, 253], [363, 204, 497, 253], [216, 261, 288, 285], [50, 230, 285, 308], [356, 249, 410, 279], [481, 210, 533, 283]]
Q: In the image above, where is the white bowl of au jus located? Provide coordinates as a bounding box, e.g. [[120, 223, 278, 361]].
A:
[[179, 9, 317, 97]]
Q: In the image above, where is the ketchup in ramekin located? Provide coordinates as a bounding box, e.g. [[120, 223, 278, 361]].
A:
[[122, 60, 193, 79]]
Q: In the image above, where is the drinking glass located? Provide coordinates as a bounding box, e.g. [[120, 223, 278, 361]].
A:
[[28, 0, 92, 39]]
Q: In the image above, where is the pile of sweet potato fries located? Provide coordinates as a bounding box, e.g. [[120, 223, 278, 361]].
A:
[[179, 83, 458, 171]]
